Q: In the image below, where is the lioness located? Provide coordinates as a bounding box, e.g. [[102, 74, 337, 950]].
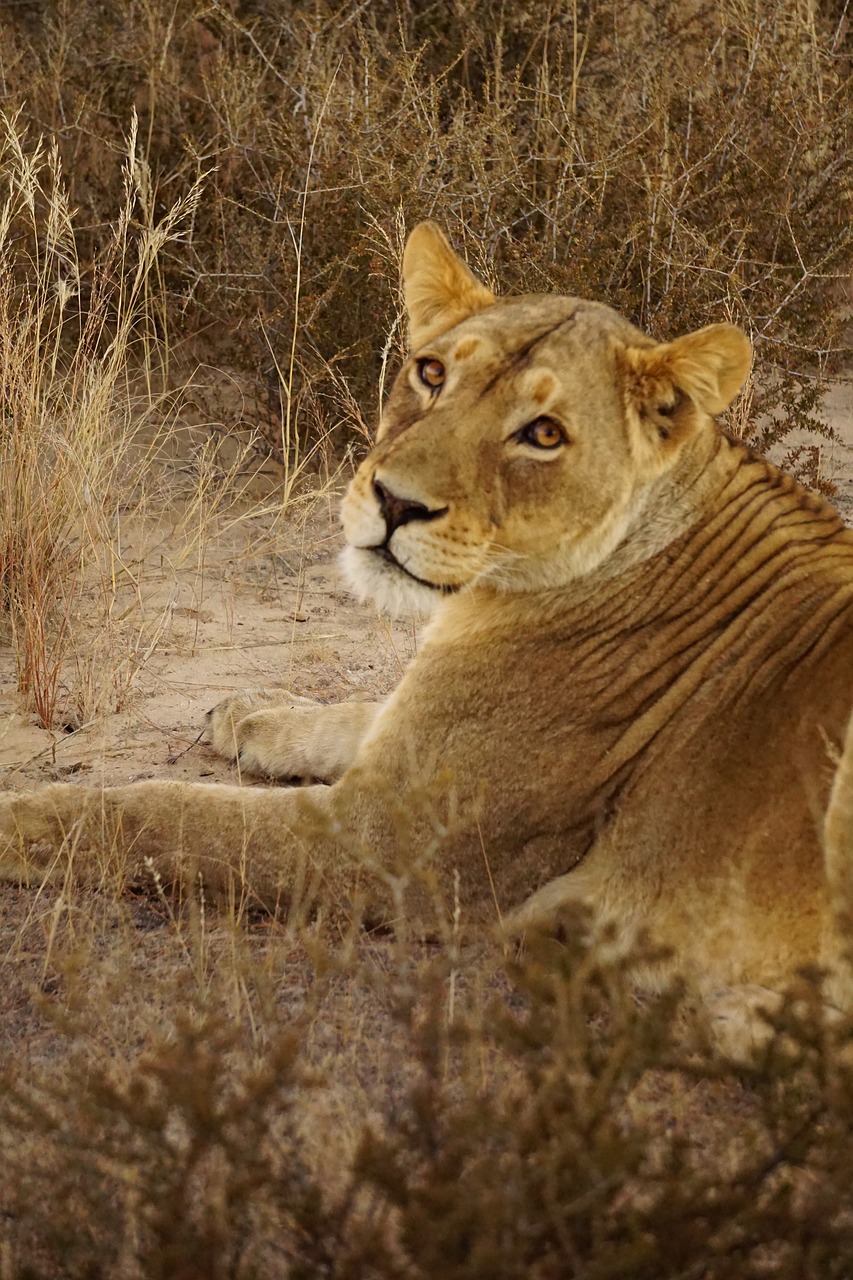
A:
[[3, 222, 853, 1002]]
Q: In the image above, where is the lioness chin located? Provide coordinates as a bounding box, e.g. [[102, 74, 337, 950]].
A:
[[3, 222, 853, 1031]]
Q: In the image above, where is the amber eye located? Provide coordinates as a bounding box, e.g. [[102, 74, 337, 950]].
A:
[[417, 358, 446, 390], [517, 417, 567, 450]]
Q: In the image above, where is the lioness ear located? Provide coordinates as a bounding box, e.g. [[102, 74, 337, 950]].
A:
[[403, 221, 496, 348], [623, 323, 752, 474], [631, 323, 752, 417]]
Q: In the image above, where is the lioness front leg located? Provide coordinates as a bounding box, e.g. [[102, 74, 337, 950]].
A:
[[205, 689, 382, 782], [0, 779, 387, 926]]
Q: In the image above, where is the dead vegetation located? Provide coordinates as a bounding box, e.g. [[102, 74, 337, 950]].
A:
[[3, 912, 853, 1279], [4, 0, 853, 457], [2, 1, 853, 1275]]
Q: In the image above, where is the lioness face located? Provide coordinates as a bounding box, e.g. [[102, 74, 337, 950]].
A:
[[341, 223, 751, 615]]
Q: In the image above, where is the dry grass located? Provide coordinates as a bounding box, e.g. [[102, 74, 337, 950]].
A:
[[0, 108, 337, 733], [2, 2, 853, 1275], [0, 109, 199, 728], [3, 0, 853, 460]]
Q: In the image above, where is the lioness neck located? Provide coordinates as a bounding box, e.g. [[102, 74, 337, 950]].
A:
[[429, 432, 851, 647]]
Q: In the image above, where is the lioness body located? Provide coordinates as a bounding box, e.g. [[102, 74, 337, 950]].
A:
[[2, 223, 853, 998]]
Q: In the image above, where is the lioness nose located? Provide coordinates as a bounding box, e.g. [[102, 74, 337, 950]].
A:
[[373, 478, 447, 537]]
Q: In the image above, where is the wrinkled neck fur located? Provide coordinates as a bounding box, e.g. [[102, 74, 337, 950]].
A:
[[571, 428, 843, 591], [427, 431, 833, 648], [603, 427, 738, 576]]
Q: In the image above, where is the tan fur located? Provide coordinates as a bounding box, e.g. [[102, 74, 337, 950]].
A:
[[3, 222, 853, 1016], [403, 221, 495, 347]]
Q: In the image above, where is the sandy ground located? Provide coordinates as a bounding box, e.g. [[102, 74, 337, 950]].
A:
[[0, 494, 419, 791]]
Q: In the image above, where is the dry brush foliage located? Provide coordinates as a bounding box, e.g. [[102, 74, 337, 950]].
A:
[[3, 922, 853, 1277], [2, 0, 853, 457]]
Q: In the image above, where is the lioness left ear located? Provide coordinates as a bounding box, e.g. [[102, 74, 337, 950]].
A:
[[627, 323, 752, 418], [403, 221, 496, 349]]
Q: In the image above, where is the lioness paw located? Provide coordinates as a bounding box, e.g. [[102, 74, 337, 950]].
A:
[[204, 689, 380, 783], [204, 688, 317, 764], [0, 786, 98, 886]]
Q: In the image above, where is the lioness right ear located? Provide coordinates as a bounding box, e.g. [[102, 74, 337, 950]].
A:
[[403, 222, 496, 349]]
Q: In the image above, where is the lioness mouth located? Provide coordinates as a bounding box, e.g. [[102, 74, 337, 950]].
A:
[[372, 545, 461, 595]]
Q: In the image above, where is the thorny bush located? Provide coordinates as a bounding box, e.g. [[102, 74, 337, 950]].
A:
[[3, 922, 853, 1277]]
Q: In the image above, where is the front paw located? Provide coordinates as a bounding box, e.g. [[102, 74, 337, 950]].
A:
[[205, 691, 258, 761], [0, 793, 35, 881], [203, 688, 316, 772]]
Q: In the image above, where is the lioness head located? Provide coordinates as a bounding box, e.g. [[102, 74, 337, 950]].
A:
[[341, 222, 752, 614]]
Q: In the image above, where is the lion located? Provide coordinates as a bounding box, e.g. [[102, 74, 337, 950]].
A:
[[3, 220, 853, 1011]]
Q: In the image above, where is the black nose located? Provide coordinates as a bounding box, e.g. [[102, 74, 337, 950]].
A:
[[373, 478, 448, 538]]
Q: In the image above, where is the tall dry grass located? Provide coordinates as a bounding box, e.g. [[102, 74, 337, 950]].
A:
[[0, 111, 206, 727], [0, 111, 278, 730], [3, 0, 852, 464]]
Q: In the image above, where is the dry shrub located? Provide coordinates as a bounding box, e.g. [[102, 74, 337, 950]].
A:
[[3, 0, 852, 465], [0, 1006, 393, 1278], [3, 923, 853, 1278], [360, 933, 853, 1280]]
